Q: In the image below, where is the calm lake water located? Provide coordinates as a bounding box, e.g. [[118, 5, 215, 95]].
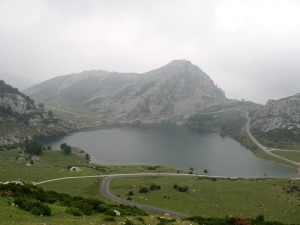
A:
[[43, 125, 296, 178]]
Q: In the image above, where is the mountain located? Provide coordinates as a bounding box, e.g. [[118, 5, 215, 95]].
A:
[[0, 71, 35, 90], [250, 93, 300, 147], [25, 60, 228, 123], [0, 80, 81, 146]]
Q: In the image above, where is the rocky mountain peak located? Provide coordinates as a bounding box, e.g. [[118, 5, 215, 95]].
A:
[[25, 60, 228, 123]]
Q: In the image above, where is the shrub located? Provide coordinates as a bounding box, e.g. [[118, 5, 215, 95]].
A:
[[96, 204, 109, 213], [173, 184, 178, 189], [139, 187, 149, 193], [66, 207, 83, 216], [70, 200, 93, 215], [256, 214, 265, 222], [104, 216, 116, 222], [127, 191, 134, 196], [149, 184, 157, 191], [14, 197, 51, 216], [30, 203, 51, 216], [125, 219, 133, 225], [25, 142, 43, 156], [178, 186, 189, 192]]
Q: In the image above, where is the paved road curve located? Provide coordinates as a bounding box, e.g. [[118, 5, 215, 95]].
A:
[[101, 173, 190, 218], [100, 173, 241, 218]]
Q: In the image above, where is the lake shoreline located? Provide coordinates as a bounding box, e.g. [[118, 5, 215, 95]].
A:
[[41, 125, 298, 178]]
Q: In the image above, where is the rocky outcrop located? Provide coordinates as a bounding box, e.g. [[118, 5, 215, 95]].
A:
[[25, 60, 228, 123], [0, 80, 82, 146], [250, 93, 300, 144]]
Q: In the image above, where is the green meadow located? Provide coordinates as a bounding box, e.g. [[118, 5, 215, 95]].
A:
[[110, 176, 300, 224]]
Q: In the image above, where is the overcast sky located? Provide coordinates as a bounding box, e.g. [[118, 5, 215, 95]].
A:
[[0, 0, 299, 104]]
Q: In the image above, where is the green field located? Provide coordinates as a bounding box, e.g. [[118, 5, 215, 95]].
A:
[[110, 176, 300, 224], [0, 149, 180, 192], [271, 150, 300, 163]]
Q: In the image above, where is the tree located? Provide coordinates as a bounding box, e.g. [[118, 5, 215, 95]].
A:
[[60, 143, 67, 150], [85, 153, 91, 162], [38, 103, 45, 108], [60, 143, 71, 155], [25, 142, 43, 156], [204, 169, 209, 175]]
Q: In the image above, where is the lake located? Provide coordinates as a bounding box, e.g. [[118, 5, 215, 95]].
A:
[[42, 125, 296, 178]]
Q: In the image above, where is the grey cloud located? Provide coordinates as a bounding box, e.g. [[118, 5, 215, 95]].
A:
[[0, 0, 299, 104]]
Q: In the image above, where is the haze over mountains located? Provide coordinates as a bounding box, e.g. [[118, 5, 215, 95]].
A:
[[25, 60, 228, 123], [0, 71, 34, 91]]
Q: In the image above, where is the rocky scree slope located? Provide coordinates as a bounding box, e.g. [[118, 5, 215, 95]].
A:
[[25, 60, 228, 123], [0, 80, 81, 146], [250, 93, 300, 146]]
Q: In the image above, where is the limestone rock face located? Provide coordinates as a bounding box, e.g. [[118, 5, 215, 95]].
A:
[[250, 93, 300, 143], [0, 80, 81, 146], [25, 60, 228, 123]]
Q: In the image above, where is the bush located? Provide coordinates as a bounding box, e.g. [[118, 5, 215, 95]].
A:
[[125, 219, 133, 225], [70, 200, 93, 215], [139, 187, 149, 193], [96, 204, 109, 213], [149, 184, 157, 191], [178, 186, 189, 192], [66, 207, 83, 216], [127, 191, 134, 196], [104, 216, 116, 222], [30, 203, 51, 216], [25, 142, 43, 156], [150, 184, 161, 191], [256, 214, 265, 222], [14, 197, 51, 216], [60, 143, 71, 155], [105, 209, 116, 216], [173, 184, 178, 189]]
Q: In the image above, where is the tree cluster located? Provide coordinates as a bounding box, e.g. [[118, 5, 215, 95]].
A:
[[60, 143, 72, 155], [25, 142, 43, 156]]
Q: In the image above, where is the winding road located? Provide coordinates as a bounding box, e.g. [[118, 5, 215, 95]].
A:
[[35, 173, 240, 218], [201, 108, 300, 167], [101, 173, 192, 218]]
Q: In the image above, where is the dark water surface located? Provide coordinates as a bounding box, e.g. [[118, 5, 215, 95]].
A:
[[43, 125, 296, 178]]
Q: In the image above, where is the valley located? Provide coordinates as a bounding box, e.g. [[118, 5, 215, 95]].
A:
[[1, 60, 300, 225]]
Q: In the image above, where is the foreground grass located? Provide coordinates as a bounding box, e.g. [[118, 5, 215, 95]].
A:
[[110, 176, 300, 224], [0, 196, 191, 225]]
